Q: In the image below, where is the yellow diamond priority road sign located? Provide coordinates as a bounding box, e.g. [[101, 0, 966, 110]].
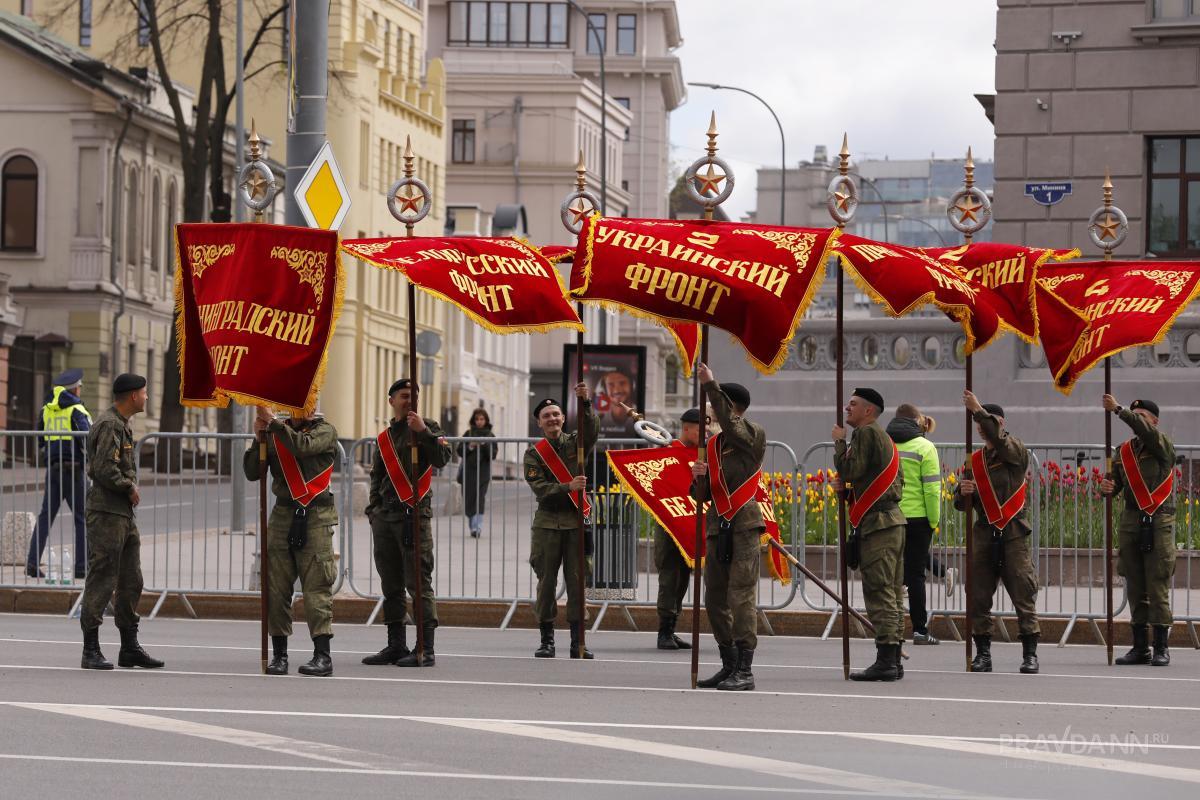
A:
[[294, 141, 351, 230]]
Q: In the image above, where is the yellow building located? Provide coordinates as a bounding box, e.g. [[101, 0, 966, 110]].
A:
[[5, 0, 451, 439]]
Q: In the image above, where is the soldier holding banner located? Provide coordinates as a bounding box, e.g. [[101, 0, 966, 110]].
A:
[[363, 378, 452, 668], [244, 407, 340, 677], [954, 391, 1040, 675], [833, 388, 906, 682], [1101, 395, 1176, 667], [525, 382, 599, 659], [654, 407, 703, 651], [690, 364, 765, 692]]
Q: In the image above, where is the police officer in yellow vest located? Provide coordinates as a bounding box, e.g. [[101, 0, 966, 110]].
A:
[[27, 368, 92, 579], [1101, 395, 1176, 667]]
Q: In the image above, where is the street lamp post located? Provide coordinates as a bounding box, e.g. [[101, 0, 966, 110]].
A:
[[887, 214, 947, 246], [566, 1, 607, 213], [688, 82, 785, 224], [856, 174, 889, 243]]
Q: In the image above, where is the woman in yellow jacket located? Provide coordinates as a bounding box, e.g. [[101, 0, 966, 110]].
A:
[[886, 404, 953, 644]]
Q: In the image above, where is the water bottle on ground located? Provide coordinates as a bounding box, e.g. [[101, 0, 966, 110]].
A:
[[61, 550, 74, 585], [47, 546, 59, 584]]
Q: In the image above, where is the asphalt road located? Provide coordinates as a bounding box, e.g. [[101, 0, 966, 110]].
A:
[[1, 614, 1197, 799]]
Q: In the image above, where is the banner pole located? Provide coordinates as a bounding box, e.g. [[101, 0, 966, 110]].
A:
[[576, 308, 588, 659], [827, 134, 856, 681], [948, 148, 992, 672], [1100, 171, 1118, 666], [690, 330, 708, 689], [401, 138, 426, 665]]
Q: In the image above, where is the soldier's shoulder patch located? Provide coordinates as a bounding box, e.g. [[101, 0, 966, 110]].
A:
[[527, 465, 541, 479]]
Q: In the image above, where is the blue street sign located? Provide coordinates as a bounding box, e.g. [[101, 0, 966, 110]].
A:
[[1025, 182, 1072, 206]]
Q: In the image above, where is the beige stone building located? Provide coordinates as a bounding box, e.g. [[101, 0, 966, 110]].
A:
[[1, 1, 479, 441]]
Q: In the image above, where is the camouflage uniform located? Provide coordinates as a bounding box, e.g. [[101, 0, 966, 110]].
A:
[[366, 417, 452, 629], [243, 417, 339, 639], [835, 421, 906, 646], [691, 381, 767, 652], [654, 524, 691, 625], [954, 410, 1040, 640], [523, 402, 599, 626], [1110, 408, 1176, 628], [80, 406, 142, 632]]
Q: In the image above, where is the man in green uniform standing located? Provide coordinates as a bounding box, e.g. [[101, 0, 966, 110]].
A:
[[1101, 395, 1176, 667], [833, 388, 905, 682], [690, 364, 766, 691], [654, 407, 703, 650], [79, 373, 162, 671], [244, 405, 340, 677], [525, 382, 598, 659], [954, 391, 1040, 674], [362, 378, 452, 668]]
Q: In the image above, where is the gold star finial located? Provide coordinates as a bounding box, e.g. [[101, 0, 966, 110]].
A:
[[694, 163, 726, 197], [575, 149, 587, 192], [838, 133, 851, 177], [403, 135, 415, 179], [1096, 213, 1120, 241], [955, 195, 983, 224]]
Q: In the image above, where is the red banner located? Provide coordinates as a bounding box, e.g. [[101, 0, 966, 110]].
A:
[[571, 217, 837, 373], [341, 237, 583, 334], [606, 444, 789, 584], [1038, 261, 1200, 393], [832, 234, 1004, 352], [175, 223, 344, 414], [922, 242, 1079, 341]]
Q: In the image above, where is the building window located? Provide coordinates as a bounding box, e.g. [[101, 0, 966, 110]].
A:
[[616, 13, 636, 54], [150, 176, 161, 273], [448, 2, 568, 47], [138, 0, 150, 46], [664, 356, 678, 395], [585, 13, 606, 54], [125, 166, 140, 266], [21, 1, 33, 16], [1, 155, 38, 251], [615, 97, 631, 141], [80, 0, 93, 47], [1153, 0, 1200, 19], [1147, 135, 1200, 255], [452, 119, 476, 163]]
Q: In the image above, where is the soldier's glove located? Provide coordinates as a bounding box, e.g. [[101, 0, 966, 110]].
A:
[[1139, 514, 1155, 554], [287, 507, 308, 551]]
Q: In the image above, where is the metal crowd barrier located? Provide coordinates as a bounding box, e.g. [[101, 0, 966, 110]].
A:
[[1, 428, 1195, 645]]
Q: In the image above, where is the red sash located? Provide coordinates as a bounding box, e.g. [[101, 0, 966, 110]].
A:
[[533, 437, 592, 516], [969, 448, 1026, 530], [706, 434, 761, 521], [377, 428, 432, 507], [847, 443, 899, 529], [1120, 440, 1173, 516], [271, 432, 333, 507]]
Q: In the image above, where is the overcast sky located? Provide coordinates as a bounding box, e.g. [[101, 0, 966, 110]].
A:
[[668, 1, 998, 220]]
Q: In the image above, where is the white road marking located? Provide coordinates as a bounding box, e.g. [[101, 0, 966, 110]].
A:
[[839, 731, 1200, 785], [4, 636, 1199, 684], [415, 717, 1010, 800], [1, 662, 1198, 713], [13, 703, 385, 769], [5, 703, 1197, 754], [0, 753, 874, 795]]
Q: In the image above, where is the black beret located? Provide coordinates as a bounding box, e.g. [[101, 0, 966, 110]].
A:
[[982, 403, 1005, 419], [533, 398, 561, 419], [388, 378, 412, 396], [680, 407, 702, 424], [1130, 399, 1160, 418], [54, 368, 83, 387], [720, 382, 751, 410], [852, 387, 884, 414], [113, 373, 147, 395]]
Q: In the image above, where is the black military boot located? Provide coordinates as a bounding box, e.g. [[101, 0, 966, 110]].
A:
[[717, 646, 755, 691], [697, 644, 737, 688], [670, 617, 692, 650], [1151, 626, 1171, 667], [80, 627, 113, 670], [395, 626, 435, 667], [971, 635, 993, 673], [1115, 625, 1151, 665], [1019, 634, 1039, 674], [534, 623, 555, 658], [850, 643, 899, 682], [657, 618, 679, 650], [298, 634, 333, 676], [895, 641, 904, 680], [266, 635, 288, 675], [117, 625, 165, 669], [569, 622, 594, 659], [362, 622, 409, 665]]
